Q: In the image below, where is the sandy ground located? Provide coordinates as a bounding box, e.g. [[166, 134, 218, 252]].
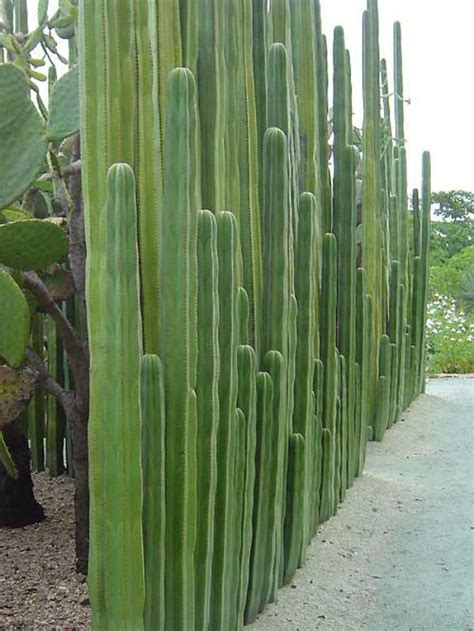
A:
[[250, 377, 474, 631], [1, 377, 472, 630]]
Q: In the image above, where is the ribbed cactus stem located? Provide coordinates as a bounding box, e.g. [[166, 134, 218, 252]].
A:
[[373, 335, 391, 441], [419, 152, 431, 392], [134, 0, 162, 354], [211, 210, 240, 631], [46, 318, 65, 477], [14, 0, 27, 33], [261, 350, 286, 605], [319, 233, 337, 522], [28, 313, 45, 472], [236, 344, 257, 625], [311, 359, 323, 524], [87, 163, 144, 630], [283, 433, 305, 584], [293, 192, 317, 554], [160, 68, 198, 631], [246, 371, 274, 624], [195, 209, 219, 631], [140, 354, 166, 631]]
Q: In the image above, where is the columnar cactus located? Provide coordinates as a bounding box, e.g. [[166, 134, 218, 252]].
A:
[[77, 2, 432, 629], [87, 163, 144, 630]]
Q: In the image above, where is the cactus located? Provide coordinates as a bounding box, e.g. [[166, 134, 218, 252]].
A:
[[373, 335, 391, 441], [195, 209, 219, 631], [0, 270, 30, 367], [261, 349, 286, 604], [419, 152, 431, 392], [0, 219, 68, 271], [236, 344, 257, 625], [75, 2, 433, 628], [87, 163, 144, 630], [0, 64, 47, 209], [46, 317, 65, 476], [283, 432, 305, 584], [28, 314, 45, 472], [140, 354, 166, 631], [46, 65, 79, 141], [293, 192, 317, 553], [0, 364, 36, 428], [159, 68, 199, 631], [245, 370, 273, 623], [211, 210, 240, 631], [319, 233, 337, 522]]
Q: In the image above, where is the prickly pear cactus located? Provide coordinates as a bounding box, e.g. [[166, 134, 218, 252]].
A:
[[47, 65, 79, 141], [0, 270, 30, 367], [0, 364, 36, 428], [0, 64, 47, 209], [0, 219, 68, 270]]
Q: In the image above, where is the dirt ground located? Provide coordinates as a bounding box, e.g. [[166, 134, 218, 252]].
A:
[[1, 377, 472, 630], [0, 474, 90, 630]]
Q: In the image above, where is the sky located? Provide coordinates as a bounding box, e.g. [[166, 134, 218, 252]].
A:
[[27, 0, 473, 194], [321, 0, 474, 194]]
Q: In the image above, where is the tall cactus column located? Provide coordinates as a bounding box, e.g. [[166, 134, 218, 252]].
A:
[[319, 233, 338, 522], [419, 152, 431, 392], [159, 68, 199, 631], [195, 209, 220, 631], [87, 164, 145, 630]]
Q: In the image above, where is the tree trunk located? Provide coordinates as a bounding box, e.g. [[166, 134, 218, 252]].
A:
[[0, 419, 45, 527]]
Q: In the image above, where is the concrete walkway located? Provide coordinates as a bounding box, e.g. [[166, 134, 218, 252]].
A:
[[249, 377, 474, 630]]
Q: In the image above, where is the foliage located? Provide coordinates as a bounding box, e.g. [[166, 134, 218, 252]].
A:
[[426, 294, 474, 374], [430, 191, 474, 266], [429, 245, 474, 301]]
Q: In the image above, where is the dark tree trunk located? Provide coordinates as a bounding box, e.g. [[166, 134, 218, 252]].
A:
[[0, 419, 45, 527]]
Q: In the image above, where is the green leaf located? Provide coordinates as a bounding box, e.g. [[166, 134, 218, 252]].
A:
[[0, 270, 30, 367], [0, 219, 68, 270], [46, 65, 79, 141], [0, 64, 47, 209]]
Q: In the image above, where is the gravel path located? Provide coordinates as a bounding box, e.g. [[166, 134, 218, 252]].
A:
[[1, 377, 472, 630], [249, 377, 474, 630]]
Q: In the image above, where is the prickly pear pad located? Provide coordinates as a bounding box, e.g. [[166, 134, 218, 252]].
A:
[[0, 219, 68, 271]]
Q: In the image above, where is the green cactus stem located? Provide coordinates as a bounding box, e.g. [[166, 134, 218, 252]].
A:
[[87, 163, 144, 630], [159, 68, 199, 631], [140, 354, 166, 631], [195, 209, 219, 631]]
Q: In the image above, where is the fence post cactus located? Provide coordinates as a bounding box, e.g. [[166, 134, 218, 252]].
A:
[[76, 2, 433, 628]]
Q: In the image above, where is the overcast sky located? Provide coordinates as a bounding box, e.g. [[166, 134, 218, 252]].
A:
[[321, 0, 473, 194], [28, 0, 473, 194]]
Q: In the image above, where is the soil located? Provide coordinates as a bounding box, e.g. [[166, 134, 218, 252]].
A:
[[0, 474, 90, 630], [1, 377, 472, 630]]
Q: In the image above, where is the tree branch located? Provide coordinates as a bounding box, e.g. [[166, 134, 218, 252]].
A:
[[22, 272, 88, 407], [25, 348, 73, 414]]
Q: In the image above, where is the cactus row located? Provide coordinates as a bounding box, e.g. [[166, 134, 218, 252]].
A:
[[79, 1, 432, 629]]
